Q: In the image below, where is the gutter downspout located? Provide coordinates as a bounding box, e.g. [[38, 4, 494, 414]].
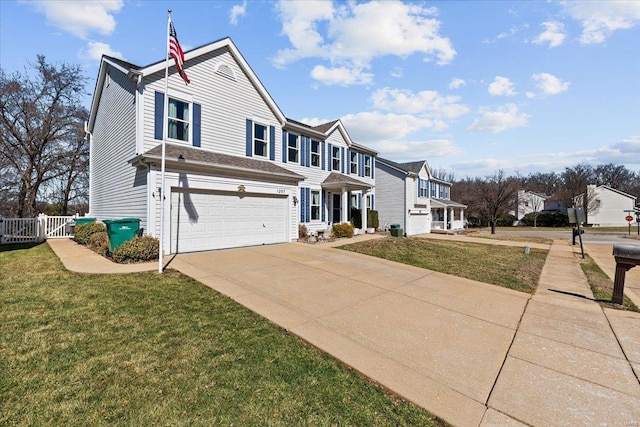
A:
[[84, 121, 92, 216]]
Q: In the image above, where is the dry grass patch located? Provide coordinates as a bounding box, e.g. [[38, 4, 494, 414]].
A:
[[340, 237, 547, 293], [465, 231, 553, 245], [579, 255, 639, 312], [0, 243, 447, 426]]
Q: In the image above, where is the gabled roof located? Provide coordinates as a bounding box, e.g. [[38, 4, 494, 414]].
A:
[[591, 185, 637, 200], [321, 172, 373, 191], [89, 37, 287, 132], [376, 157, 416, 176], [283, 118, 377, 155], [130, 143, 304, 183], [400, 161, 426, 174]]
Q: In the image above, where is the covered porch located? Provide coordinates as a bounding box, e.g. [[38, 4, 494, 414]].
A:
[[321, 172, 374, 230], [431, 198, 467, 231]]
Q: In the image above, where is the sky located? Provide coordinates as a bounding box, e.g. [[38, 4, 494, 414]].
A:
[[1, 0, 639, 179]]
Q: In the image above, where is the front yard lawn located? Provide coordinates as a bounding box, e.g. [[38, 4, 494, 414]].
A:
[[0, 243, 446, 426], [579, 255, 640, 312], [339, 237, 547, 293]]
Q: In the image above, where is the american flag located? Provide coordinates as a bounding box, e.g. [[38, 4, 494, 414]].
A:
[[169, 21, 190, 84]]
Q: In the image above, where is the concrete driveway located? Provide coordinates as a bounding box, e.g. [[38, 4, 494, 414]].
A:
[[170, 239, 530, 426]]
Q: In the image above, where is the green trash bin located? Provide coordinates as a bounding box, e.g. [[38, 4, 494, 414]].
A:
[[103, 218, 140, 253], [390, 227, 403, 237], [74, 217, 96, 225]]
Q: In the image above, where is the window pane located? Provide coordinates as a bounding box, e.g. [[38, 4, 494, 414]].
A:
[[311, 140, 320, 153], [311, 191, 320, 204], [255, 124, 267, 140], [311, 153, 320, 167]]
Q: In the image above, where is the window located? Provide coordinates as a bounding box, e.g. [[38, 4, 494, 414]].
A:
[[350, 151, 358, 174], [431, 184, 437, 198], [168, 98, 190, 141], [419, 179, 428, 198], [253, 123, 268, 157], [311, 190, 320, 220], [311, 140, 320, 167], [288, 133, 299, 163], [332, 146, 341, 171], [351, 194, 358, 209], [364, 155, 372, 177], [366, 194, 372, 209]]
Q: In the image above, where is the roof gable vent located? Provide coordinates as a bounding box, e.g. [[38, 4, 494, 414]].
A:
[[215, 62, 237, 81]]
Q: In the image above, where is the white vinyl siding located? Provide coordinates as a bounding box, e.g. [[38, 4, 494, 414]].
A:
[[90, 64, 147, 229], [374, 162, 406, 231]]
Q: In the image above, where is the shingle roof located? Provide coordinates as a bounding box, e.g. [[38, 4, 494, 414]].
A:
[[137, 144, 304, 181], [311, 120, 339, 134], [321, 172, 372, 189], [399, 161, 426, 174], [103, 55, 140, 70]]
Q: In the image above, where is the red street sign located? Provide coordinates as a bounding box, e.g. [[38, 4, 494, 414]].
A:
[[626, 215, 634, 222]]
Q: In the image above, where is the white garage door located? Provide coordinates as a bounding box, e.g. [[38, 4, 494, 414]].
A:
[[170, 189, 288, 253], [407, 212, 430, 236]]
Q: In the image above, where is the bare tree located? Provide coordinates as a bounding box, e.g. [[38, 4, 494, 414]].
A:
[[477, 170, 520, 234], [0, 56, 88, 217], [594, 163, 638, 194], [523, 171, 562, 196], [431, 166, 455, 183], [517, 190, 546, 227]]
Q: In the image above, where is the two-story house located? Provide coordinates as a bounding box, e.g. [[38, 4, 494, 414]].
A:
[[576, 184, 637, 227], [374, 158, 466, 235], [87, 37, 375, 254]]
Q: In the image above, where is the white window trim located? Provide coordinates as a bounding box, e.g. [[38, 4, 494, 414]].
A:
[[311, 189, 321, 221], [350, 151, 358, 175], [363, 155, 371, 177], [311, 140, 321, 168], [288, 132, 300, 164], [332, 146, 341, 171], [253, 121, 269, 158], [167, 96, 192, 143]]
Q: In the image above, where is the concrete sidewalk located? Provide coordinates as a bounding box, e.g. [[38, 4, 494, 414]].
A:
[[47, 236, 640, 426]]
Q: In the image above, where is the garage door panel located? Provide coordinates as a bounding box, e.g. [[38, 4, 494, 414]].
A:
[[171, 190, 288, 253]]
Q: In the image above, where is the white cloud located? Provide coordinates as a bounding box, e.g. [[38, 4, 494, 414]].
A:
[[370, 139, 464, 160], [533, 21, 566, 48], [371, 87, 469, 119], [449, 78, 466, 89], [29, 0, 123, 39], [488, 76, 517, 96], [390, 67, 404, 79], [532, 72, 570, 95], [273, 0, 456, 85], [81, 41, 124, 61], [450, 158, 514, 172], [562, 1, 640, 44], [310, 65, 373, 86], [468, 104, 529, 133], [230, 1, 247, 25], [341, 111, 437, 142]]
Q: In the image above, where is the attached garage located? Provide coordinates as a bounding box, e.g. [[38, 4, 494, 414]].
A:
[[407, 208, 431, 235], [170, 189, 289, 253]]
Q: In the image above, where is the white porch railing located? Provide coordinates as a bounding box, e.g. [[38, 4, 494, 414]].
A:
[[431, 221, 445, 230], [0, 214, 77, 245], [450, 220, 465, 230]]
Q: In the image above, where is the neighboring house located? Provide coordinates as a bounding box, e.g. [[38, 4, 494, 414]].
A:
[[512, 190, 548, 220], [544, 191, 571, 213], [374, 158, 466, 235], [87, 37, 376, 254], [575, 184, 637, 227]]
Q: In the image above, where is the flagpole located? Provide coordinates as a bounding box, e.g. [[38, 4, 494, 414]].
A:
[[158, 9, 172, 274]]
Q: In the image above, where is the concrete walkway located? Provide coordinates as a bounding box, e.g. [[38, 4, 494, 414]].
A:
[[46, 236, 640, 426]]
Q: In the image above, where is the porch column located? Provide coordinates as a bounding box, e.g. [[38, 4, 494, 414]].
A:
[[460, 209, 464, 222], [362, 190, 368, 230], [449, 208, 454, 228], [341, 187, 348, 223], [443, 207, 448, 229]]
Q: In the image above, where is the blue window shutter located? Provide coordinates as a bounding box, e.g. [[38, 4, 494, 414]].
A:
[[346, 149, 351, 175], [306, 137, 311, 167], [371, 157, 375, 179], [192, 103, 201, 147], [301, 136, 308, 167], [321, 190, 326, 222], [300, 188, 305, 222], [154, 91, 164, 140], [372, 194, 375, 209], [341, 147, 345, 173], [282, 131, 287, 163], [328, 143, 333, 171], [306, 188, 311, 222], [359, 153, 364, 177], [358, 193, 362, 209], [245, 119, 252, 157], [269, 126, 276, 160], [321, 142, 326, 170], [418, 179, 421, 198]]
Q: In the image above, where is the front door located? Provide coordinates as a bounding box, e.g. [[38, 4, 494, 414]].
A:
[[332, 193, 341, 223]]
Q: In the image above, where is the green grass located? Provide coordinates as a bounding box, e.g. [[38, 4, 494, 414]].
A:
[[0, 243, 447, 426], [465, 232, 553, 245], [579, 255, 640, 312], [339, 237, 547, 293]]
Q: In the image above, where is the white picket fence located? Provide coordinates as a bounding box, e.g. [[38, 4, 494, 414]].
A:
[[0, 214, 80, 245]]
